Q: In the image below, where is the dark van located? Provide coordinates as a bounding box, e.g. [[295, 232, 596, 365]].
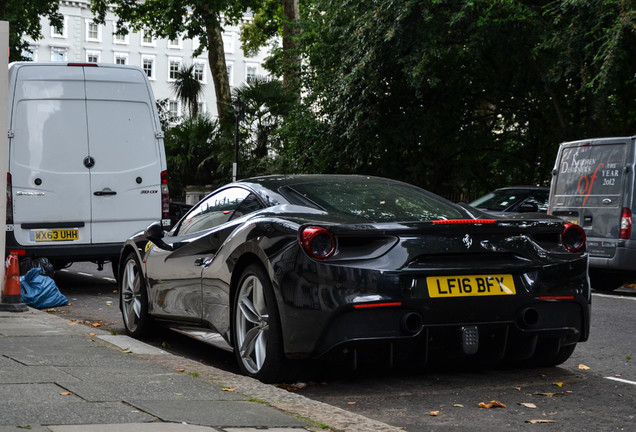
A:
[[548, 137, 635, 291]]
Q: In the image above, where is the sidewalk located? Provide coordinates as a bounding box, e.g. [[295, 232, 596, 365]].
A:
[[0, 308, 402, 432]]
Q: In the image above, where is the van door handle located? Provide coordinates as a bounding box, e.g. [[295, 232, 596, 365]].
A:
[[94, 189, 117, 196], [602, 198, 612, 204]]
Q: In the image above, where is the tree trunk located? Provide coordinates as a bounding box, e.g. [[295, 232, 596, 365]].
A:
[[281, 0, 301, 100], [205, 19, 232, 123]]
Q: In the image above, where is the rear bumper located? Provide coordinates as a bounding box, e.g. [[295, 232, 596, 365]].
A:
[[5, 231, 122, 262], [588, 238, 636, 273]]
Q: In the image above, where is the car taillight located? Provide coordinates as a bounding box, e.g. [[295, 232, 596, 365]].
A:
[[161, 170, 170, 225], [300, 226, 336, 260], [620, 207, 632, 240], [6, 173, 13, 225], [562, 223, 586, 253]]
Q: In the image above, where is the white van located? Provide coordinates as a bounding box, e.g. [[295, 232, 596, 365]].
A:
[[6, 62, 170, 273], [548, 136, 635, 291]]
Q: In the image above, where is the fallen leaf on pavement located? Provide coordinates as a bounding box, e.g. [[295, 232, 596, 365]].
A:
[[553, 382, 564, 387], [176, 369, 185, 372], [222, 387, 235, 392], [519, 403, 537, 409], [347, 401, 357, 405], [453, 404, 464, 408], [479, 400, 506, 409], [578, 364, 590, 370], [430, 411, 439, 416], [526, 420, 556, 424], [90, 321, 103, 328], [60, 392, 73, 396], [514, 387, 522, 391], [535, 392, 565, 397]]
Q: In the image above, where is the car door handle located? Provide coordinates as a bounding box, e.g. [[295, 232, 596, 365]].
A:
[[94, 189, 117, 196]]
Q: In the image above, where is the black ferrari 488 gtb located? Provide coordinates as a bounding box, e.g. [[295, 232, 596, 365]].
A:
[[118, 175, 590, 382]]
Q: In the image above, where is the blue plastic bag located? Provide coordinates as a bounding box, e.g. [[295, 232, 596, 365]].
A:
[[20, 268, 68, 309]]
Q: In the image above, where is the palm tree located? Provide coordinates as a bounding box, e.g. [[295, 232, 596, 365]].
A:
[[170, 64, 205, 118]]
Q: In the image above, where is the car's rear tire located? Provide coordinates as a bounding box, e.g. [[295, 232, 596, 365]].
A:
[[232, 264, 287, 383], [120, 252, 153, 338]]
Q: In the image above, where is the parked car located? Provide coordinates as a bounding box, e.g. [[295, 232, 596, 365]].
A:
[[118, 175, 589, 382], [549, 136, 636, 291], [469, 186, 550, 213]]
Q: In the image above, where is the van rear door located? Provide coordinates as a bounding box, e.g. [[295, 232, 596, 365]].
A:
[[83, 65, 164, 243], [549, 138, 628, 258], [9, 64, 92, 247]]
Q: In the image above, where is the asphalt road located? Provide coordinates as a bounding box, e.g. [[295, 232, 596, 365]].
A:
[[46, 263, 636, 432]]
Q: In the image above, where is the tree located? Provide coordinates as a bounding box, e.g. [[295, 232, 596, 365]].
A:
[[170, 64, 205, 118], [279, 0, 636, 197], [1, 0, 62, 62], [240, 0, 302, 99], [91, 0, 259, 123]]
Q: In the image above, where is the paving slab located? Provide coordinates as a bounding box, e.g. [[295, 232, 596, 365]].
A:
[[127, 400, 306, 428]]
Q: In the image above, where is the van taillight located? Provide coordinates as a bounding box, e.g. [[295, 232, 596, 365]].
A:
[[620, 208, 632, 240], [6, 173, 13, 225], [161, 170, 170, 225]]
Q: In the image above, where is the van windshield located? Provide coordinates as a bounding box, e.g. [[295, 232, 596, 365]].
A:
[[553, 143, 626, 208]]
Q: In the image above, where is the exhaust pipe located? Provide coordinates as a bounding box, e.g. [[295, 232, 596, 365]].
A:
[[519, 307, 539, 327], [401, 312, 424, 335]]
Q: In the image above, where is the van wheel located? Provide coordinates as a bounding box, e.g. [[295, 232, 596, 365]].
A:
[[120, 252, 153, 338]]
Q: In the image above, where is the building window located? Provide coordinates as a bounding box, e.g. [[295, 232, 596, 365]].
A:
[[114, 52, 128, 65], [246, 65, 257, 83], [168, 58, 182, 80], [113, 24, 129, 45], [51, 17, 68, 38], [193, 62, 205, 82], [51, 47, 67, 62], [222, 32, 234, 54], [169, 100, 179, 120], [141, 30, 156, 47], [142, 55, 156, 80], [168, 37, 182, 49], [86, 50, 101, 63], [85, 20, 102, 42], [23, 46, 37, 61]]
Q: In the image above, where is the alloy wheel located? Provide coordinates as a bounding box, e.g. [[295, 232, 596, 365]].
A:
[[235, 274, 270, 374]]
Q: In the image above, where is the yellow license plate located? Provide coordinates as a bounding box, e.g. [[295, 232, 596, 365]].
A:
[[31, 229, 79, 242], [427, 274, 516, 298]]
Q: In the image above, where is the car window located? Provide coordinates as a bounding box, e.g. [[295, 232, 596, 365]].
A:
[[177, 187, 251, 236], [470, 189, 530, 211], [230, 194, 263, 220], [521, 190, 549, 212], [283, 179, 465, 222]]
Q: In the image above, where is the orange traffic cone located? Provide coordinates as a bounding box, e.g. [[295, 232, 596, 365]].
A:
[[0, 254, 28, 312]]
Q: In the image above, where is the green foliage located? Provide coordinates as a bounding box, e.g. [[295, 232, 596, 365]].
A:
[[233, 77, 297, 178], [170, 64, 205, 118], [1, 0, 62, 62], [275, 0, 636, 198], [164, 115, 232, 198]]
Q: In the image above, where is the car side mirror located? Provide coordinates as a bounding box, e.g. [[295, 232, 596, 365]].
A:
[[144, 221, 174, 251], [518, 202, 539, 213]]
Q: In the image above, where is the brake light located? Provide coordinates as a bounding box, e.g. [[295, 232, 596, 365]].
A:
[[67, 63, 98, 67], [6, 173, 13, 225], [300, 226, 336, 260], [562, 223, 586, 253], [620, 207, 632, 240], [432, 219, 496, 224], [161, 170, 170, 224]]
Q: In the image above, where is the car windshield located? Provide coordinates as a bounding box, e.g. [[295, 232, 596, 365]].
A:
[[282, 179, 465, 223], [470, 189, 531, 211]]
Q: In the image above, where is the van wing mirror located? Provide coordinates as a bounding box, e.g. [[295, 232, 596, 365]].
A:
[[144, 222, 174, 251]]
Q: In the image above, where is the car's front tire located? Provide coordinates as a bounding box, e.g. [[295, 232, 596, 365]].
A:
[[232, 264, 286, 383], [120, 252, 152, 338]]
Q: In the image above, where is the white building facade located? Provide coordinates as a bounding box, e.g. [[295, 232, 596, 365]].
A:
[[22, 0, 271, 120]]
